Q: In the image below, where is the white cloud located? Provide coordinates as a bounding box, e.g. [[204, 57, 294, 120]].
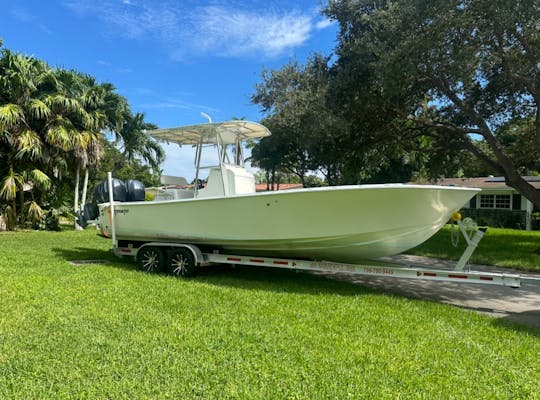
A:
[[63, 1, 317, 60], [189, 6, 312, 58], [315, 18, 335, 30], [138, 96, 219, 114]]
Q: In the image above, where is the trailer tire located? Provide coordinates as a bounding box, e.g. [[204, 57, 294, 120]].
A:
[[168, 248, 196, 277], [137, 246, 164, 273]]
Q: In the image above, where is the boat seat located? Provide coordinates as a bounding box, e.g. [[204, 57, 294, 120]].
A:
[[160, 175, 189, 186], [197, 164, 255, 198], [153, 188, 195, 201]]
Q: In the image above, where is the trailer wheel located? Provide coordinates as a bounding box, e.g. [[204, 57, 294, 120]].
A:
[[168, 248, 196, 277], [137, 246, 164, 273]]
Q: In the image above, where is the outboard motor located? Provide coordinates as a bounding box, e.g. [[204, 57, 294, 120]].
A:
[[92, 182, 106, 204], [76, 201, 99, 228], [83, 202, 99, 220], [125, 179, 145, 201], [93, 178, 127, 203], [78, 177, 145, 228]]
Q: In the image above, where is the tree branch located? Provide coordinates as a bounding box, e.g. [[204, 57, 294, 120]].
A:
[[492, 23, 540, 102]]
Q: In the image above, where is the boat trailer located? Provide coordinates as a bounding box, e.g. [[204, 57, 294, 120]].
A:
[[112, 240, 521, 288], [104, 173, 521, 288]]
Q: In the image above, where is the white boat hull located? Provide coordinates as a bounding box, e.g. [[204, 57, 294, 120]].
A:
[[98, 184, 478, 263]]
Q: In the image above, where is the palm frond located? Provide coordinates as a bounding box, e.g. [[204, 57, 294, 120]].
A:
[[29, 168, 51, 190], [46, 123, 73, 151], [0, 103, 25, 129], [0, 169, 22, 201], [78, 130, 91, 149], [15, 129, 42, 160], [28, 99, 51, 120], [26, 200, 44, 223], [50, 94, 84, 115]]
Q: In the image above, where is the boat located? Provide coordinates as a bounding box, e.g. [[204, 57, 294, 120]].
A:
[[96, 120, 479, 263]]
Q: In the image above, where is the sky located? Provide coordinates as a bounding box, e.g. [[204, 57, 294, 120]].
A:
[[1, 0, 338, 180]]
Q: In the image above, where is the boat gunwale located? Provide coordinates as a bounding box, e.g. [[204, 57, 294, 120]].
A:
[[103, 183, 481, 207]]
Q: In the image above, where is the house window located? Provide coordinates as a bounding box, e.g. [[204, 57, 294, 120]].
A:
[[495, 195, 511, 209], [479, 194, 494, 208], [479, 194, 511, 209]]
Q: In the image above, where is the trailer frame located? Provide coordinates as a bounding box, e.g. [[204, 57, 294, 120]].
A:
[[111, 238, 521, 288]]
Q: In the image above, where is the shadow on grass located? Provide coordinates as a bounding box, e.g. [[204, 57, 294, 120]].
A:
[[334, 271, 540, 335], [411, 228, 540, 272], [52, 247, 373, 296], [52, 246, 137, 272], [196, 266, 540, 336], [51, 246, 540, 335], [195, 264, 381, 298], [495, 310, 540, 334]]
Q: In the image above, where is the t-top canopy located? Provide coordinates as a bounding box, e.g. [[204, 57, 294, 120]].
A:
[[148, 120, 271, 146]]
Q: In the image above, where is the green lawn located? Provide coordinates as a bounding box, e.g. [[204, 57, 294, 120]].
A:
[[409, 226, 540, 272], [0, 229, 539, 399]]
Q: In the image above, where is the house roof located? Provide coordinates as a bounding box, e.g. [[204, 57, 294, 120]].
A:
[[436, 176, 540, 190], [255, 183, 304, 192]]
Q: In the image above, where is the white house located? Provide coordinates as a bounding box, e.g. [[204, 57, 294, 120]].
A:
[[437, 176, 539, 230]]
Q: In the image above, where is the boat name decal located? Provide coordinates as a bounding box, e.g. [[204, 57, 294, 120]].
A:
[[114, 209, 129, 215], [363, 267, 395, 276], [309, 261, 395, 275]]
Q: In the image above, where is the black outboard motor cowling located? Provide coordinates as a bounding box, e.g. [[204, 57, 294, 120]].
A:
[[76, 201, 98, 228], [93, 181, 106, 204], [83, 202, 98, 220], [94, 178, 127, 203], [125, 179, 145, 202], [93, 177, 145, 204]]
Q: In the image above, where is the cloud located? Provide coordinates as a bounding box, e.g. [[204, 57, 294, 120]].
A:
[[129, 88, 220, 123], [135, 90, 219, 113], [63, 1, 317, 60], [189, 6, 312, 58], [315, 18, 335, 30]]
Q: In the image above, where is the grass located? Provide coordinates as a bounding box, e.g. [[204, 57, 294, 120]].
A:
[[408, 225, 540, 272], [0, 228, 539, 399]]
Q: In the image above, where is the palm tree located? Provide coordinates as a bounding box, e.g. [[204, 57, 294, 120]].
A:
[[0, 46, 163, 230], [118, 112, 164, 172], [0, 51, 118, 229], [50, 70, 130, 228], [0, 50, 54, 227]]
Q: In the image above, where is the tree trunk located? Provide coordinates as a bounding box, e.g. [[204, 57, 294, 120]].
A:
[[18, 185, 24, 226], [439, 86, 540, 211], [74, 168, 82, 231], [81, 168, 89, 207], [477, 124, 540, 210], [10, 198, 17, 231], [535, 108, 540, 154], [271, 167, 276, 191], [504, 174, 540, 211]]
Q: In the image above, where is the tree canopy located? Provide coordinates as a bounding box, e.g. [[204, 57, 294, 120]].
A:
[[0, 43, 163, 230], [325, 0, 540, 206], [251, 0, 540, 209]]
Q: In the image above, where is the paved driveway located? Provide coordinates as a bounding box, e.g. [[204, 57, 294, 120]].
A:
[[318, 254, 540, 328]]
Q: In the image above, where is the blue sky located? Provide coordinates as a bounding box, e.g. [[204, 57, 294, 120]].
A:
[[1, 0, 337, 178]]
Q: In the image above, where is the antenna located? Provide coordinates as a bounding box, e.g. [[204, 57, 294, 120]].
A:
[[200, 112, 212, 123]]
